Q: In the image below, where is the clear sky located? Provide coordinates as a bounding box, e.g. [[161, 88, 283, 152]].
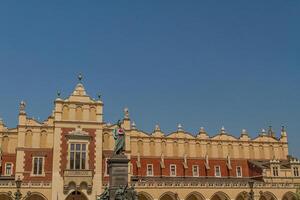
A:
[[0, 1, 299, 157]]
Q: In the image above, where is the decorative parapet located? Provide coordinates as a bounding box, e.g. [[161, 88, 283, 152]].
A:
[[128, 177, 299, 189], [0, 180, 52, 188]]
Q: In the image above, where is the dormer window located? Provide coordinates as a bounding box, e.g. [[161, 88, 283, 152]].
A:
[[236, 166, 242, 177], [272, 166, 279, 177], [214, 166, 221, 177], [170, 164, 176, 177], [5, 163, 12, 176]]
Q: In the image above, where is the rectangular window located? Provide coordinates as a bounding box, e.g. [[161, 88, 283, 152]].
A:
[[272, 166, 279, 177], [170, 164, 176, 177], [5, 163, 12, 176], [70, 143, 87, 170], [215, 166, 221, 177], [236, 166, 242, 177], [192, 165, 199, 177], [293, 167, 299, 177], [32, 157, 44, 175], [147, 164, 153, 176]]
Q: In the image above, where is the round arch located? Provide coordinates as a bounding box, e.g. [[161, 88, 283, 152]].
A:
[[138, 192, 154, 200], [235, 191, 248, 200], [0, 193, 13, 200], [65, 190, 88, 200], [185, 192, 205, 200], [282, 192, 297, 200], [259, 192, 277, 200], [25, 192, 48, 200], [159, 192, 177, 200], [210, 191, 231, 200]]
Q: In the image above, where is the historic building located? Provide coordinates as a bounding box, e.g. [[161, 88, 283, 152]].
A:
[[0, 78, 299, 200]]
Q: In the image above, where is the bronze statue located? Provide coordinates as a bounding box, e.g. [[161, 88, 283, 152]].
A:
[[113, 120, 125, 155]]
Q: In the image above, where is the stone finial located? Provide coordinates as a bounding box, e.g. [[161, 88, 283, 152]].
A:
[[261, 128, 266, 136], [19, 100, 26, 114], [57, 90, 61, 98], [124, 107, 129, 119], [155, 124, 161, 132], [131, 121, 136, 130], [220, 126, 226, 134], [97, 93, 101, 101], [177, 123, 183, 131], [268, 126, 275, 137], [78, 73, 83, 83], [281, 126, 287, 137], [199, 127, 205, 133], [241, 129, 248, 136]]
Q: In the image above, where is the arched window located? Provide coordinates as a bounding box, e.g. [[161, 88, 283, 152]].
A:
[[2, 136, 9, 152], [150, 140, 155, 155], [138, 140, 144, 156], [25, 130, 32, 148], [173, 141, 178, 157], [184, 141, 189, 155], [196, 142, 201, 157], [249, 144, 255, 159], [228, 144, 234, 157], [269, 145, 275, 159], [239, 144, 244, 158], [206, 143, 212, 157], [62, 105, 69, 120], [103, 133, 110, 149], [161, 141, 166, 155], [218, 143, 223, 158], [259, 145, 265, 159], [76, 106, 83, 121], [89, 107, 96, 121], [40, 131, 47, 148]]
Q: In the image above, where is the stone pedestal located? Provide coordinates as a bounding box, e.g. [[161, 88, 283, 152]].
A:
[[108, 154, 129, 200]]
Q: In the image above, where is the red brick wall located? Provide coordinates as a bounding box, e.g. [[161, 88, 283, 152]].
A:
[[60, 128, 96, 176], [60, 128, 74, 176], [23, 148, 53, 181], [130, 157, 254, 178], [248, 161, 263, 178], [1, 153, 16, 176], [83, 128, 96, 173]]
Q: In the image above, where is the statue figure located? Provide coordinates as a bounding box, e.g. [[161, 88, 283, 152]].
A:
[[97, 186, 109, 200], [115, 185, 127, 200], [113, 120, 125, 155], [127, 185, 138, 200]]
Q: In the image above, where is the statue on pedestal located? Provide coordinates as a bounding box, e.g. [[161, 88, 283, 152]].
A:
[[113, 120, 125, 155]]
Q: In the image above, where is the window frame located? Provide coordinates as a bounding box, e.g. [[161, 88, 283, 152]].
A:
[[214, 165, 221, 177], [67, 140, 89, 170], [170, 164, 177, 177], [192, 165, 199, 177], [147, 164, 154, 176], [31, 156, 45, 176], [272, 166, 279, 177], [5, 162, 13, 176], [236, 166, 242, 177]]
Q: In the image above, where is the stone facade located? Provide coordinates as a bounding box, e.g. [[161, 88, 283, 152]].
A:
[[0, 79, 299, 200]]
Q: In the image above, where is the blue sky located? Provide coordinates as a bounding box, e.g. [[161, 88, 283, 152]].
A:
[[0, 1, 299, 157]]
